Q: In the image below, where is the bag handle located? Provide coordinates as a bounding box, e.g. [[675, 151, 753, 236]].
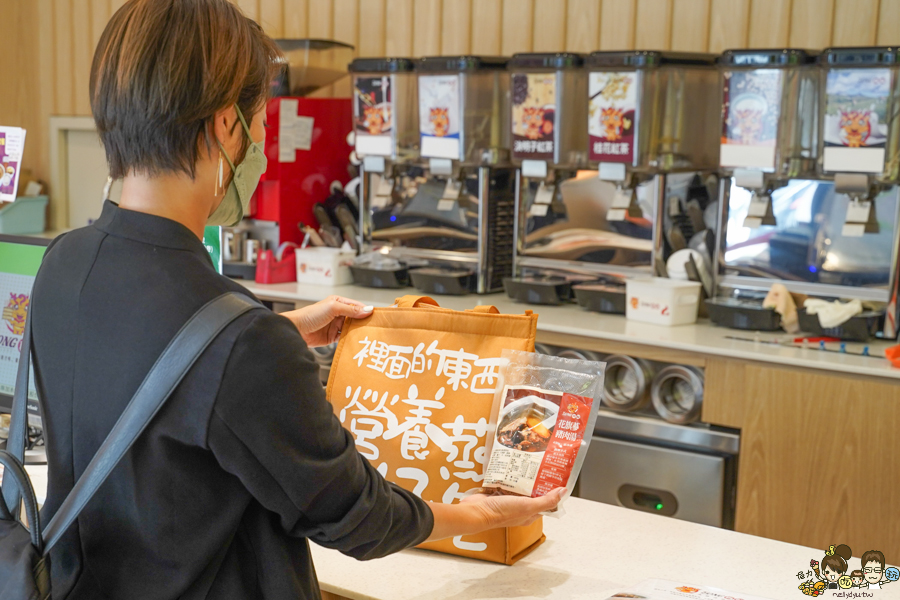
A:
[[0, 449, 43, 553], [466, 305, 500, 314], [394, 295, 440, 309]]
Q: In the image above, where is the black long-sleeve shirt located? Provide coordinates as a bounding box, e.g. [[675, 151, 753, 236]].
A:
[[30, 201, 433, 599]]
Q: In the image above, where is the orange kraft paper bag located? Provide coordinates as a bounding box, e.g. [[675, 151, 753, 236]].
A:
[[326, 295, 543, 564]]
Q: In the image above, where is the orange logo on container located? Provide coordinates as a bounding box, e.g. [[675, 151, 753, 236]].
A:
[[630, 297, 639, 310], [430, 107, 449, 137], [567, 402, 579, 413], [840, 110, 871, 147], [2, 293, 28, 336], [676, 587, 700, 594], [600, 107, 628, 141]]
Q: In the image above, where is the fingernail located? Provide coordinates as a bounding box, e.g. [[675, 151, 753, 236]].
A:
[[362, 305, 374, 313]]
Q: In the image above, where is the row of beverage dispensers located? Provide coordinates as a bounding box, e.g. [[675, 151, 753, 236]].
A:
[[329, 46, 900, 342]]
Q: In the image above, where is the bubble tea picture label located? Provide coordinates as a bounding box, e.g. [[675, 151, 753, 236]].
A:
[[354, 76, 393, 157], [588, 71, 638, 164], [719, 69, 783, 170], [511, 73, 556, 161], [822, 68, 892, 173]]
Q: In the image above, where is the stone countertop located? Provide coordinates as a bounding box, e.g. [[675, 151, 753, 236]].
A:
[[235, 280, 900, 382], [309, 497, 830, 600]]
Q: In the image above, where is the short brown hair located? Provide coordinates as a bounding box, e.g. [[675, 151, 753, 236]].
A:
[[90, 0, 281, 179], [861, 550, 886, 570]]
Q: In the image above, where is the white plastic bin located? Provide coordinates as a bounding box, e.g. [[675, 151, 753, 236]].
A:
[[625, 278, 701, 326], [295, 247, 355, 286]]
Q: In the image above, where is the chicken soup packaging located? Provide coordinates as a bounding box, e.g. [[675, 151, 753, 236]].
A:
[[482, 349, 605, 516]]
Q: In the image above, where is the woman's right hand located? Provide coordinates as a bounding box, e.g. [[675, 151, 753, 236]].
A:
[[425, 488, 565, 543]]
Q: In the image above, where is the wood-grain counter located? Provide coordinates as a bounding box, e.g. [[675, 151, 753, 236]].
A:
[[237, 280, 900, 558]]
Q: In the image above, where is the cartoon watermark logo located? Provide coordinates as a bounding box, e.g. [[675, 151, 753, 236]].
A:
[[1, 293, 28, 336], [797, 545, 898, 596]]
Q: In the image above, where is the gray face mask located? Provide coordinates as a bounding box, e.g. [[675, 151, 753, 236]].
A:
[[207, 104, 267, 227]]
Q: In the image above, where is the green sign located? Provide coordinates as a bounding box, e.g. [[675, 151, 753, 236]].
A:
[[203, 226, 223, 274], [0, 241, 46, 276]]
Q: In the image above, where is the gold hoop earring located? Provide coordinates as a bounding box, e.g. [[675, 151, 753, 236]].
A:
[[216, 151, 224, 196]]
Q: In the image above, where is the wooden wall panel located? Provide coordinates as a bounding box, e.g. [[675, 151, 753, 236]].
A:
[[8, 0, 897, 191], [670, 0, 710, 52], [52, 0, 74, 116], [470, 0, 502, 55], [72, 1, 93, 117], [501, 0, 534, 55], [413, 0, 443, 57], [532, 0, 568, 52], [385, 0, 414, 55], [358, 0, 386, 56], [789, 0, 833, 49], [747, 0, 791, 47], [331, 0, 359, 96], [877, 0, 900, 45], [708, 0, 749, 52], [441, 0, 472, 55], [235, 0, 259, 21], [635, 0, 673, 50], [260, 0, 285, 36], [832, 0, 878, 46], [283, 0, 309, 37], [599, 0, 636, 50], [565, 0, 601, 52]]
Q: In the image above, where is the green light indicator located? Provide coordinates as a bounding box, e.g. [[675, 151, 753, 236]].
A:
[[655, 503, 663, 511]]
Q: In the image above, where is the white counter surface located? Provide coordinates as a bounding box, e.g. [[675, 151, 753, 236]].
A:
[[19, 468, 868, 600], [310, 497, 852, 600], [236, 280, 900, 382]]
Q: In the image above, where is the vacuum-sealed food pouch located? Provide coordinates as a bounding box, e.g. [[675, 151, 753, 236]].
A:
[[483, 349, 605, 516]]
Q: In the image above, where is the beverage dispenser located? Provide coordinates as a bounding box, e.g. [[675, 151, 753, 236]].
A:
[[502, 52, 590, 304], [505, 51, 721, 310], [223, 39, 354, 279], [349, 57, 421, 288], [711, 47, 900, 340], [353, 56, 515, 294]]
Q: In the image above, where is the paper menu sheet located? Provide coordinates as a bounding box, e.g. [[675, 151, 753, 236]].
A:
[[0, 127, 27, 202], [608, 579, 775, 600]]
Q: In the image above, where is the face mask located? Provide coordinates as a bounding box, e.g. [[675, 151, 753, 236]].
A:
[[207, 104, 267, 227]]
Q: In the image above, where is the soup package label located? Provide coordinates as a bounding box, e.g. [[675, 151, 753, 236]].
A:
[[483, 385, 593, 498]]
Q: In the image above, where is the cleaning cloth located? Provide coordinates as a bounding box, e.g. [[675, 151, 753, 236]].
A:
[[763, 283, 799, 333], [804, 298, 863, 329]]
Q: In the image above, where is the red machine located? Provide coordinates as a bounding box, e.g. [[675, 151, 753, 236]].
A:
[[249, 39, 354, 247], [254, 96, 352, 246]]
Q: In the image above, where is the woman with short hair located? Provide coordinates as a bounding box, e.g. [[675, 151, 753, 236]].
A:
[[30, 1, 558, 597]]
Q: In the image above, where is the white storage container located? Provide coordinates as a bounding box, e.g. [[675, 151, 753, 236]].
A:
[[625, 278, 701, 326], [295, 247, 355, 286]]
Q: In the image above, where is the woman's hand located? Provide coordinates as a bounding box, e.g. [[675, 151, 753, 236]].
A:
[[283, 296, 373, 347], [425, 488, 565, 543]]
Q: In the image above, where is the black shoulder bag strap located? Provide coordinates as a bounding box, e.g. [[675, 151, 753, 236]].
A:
[[1, 292, 259, 553]]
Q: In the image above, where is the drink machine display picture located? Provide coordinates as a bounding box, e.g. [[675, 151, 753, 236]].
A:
[[353, 56, 514, 295], [711, 47, 900, 341]]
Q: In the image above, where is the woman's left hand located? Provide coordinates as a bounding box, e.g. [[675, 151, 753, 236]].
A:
[[283, 296, 373, 347]]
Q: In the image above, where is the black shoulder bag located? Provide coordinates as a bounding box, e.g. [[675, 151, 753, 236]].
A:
[[0, 292, 258, 600]]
